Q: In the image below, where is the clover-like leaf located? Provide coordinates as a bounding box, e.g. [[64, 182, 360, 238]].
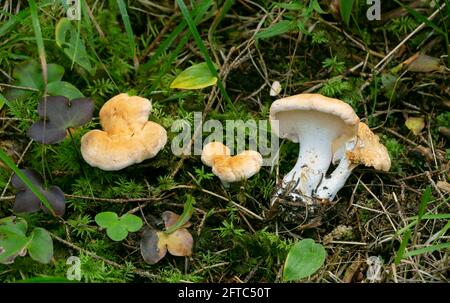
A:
[[140, 210, 194, 265], [6, 61, 65, 101], [170, 62, 217, 90], [283, 239, 327, 281], [95, 212, 143, 242], [28, 96, 94, 144], [95, 212, 118, 228], [0, 217, 30, 264], [0, 217, 54, 265], [47, 81, 84, 100], [28, 227, 53, 264], [11, 169, 66, 216], [106, 222, 128, 242], [120, 213, 143, 232], [165, 229, 193, 257], [140, 229, 168, 265]]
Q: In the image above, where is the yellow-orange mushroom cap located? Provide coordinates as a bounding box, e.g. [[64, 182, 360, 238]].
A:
[[81, 93, 167, 171], [201, 142, 262, 182]]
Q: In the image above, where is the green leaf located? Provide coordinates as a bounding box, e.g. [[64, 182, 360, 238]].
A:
[[55, 18, 95, 75], [6, 61, 65, 101], [310, 0, 325, 14], [116, 0, 136, 60], [95, 211, 119, 228], [170, 62, 218, 90], [12, 61, 64, 90], [283, 239, 326, 281], [418, 186, 433, 219], [271, 2, 304, 10], [394, 229, 411, 265], [255, 20, 296, 40], [175, 0, 233, 109], [0, 93, 6, 110], [47, 81, 84, 100], [29, 0, 47, 84], [340, 0, 355, 26], [106, 222, 128, 241], [120, 214, 143, 232], [164, 195, 195, 234], [404, 242, 450, 258], [28, 228, 53, 264], [0, 217, 30, 264]]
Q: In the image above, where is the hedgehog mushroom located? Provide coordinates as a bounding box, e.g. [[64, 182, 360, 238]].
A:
[[269, 93, 360, 198], [201, 142, 262, 183], [315, 122, 391, 200], [81, 93, 167, 171]]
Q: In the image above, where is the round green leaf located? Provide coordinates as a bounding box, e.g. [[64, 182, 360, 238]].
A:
[[170, 62, 217, 90], [0, 217, 29, 264], [106, 222, 128, 242], [95, 211, 119, 228], [283, 239, 327, 281], [47, 81, 84, 100], [120, 214, 143, 232], [28, 228, 53, 264]]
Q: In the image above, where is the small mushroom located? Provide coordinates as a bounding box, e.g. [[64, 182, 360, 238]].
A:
[[269, 93, 360, 197], [81, 93, 167, 171], [315, 122, 391, 200], [201, 142, 262, 183]]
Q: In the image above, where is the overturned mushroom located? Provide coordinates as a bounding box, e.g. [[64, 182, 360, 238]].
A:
[[270, 93, 360, 198], [81, 93, 167, 171], [201, 142, 262, 183], [315, 122, 391, 200]]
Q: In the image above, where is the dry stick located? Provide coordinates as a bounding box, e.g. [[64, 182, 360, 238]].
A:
[[0, 83, 40, 91], [373, 2, 447, 74], [140, 16, 174, 62], [65, 194, 165, 203], [50, 233, 158, 279], [170, 184, 264, 221], [84, 1, 105, 38], [321, 21, 384, 59], [360, 181, 398, 233]]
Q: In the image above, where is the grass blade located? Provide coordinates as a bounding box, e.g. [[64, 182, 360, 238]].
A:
[[0, 149, 55, 216], [394, 229, 411, 265], [175, 0, 233, 108], [164, 195, 195, 234], [28, 0, 47, 86], [418, 186, 432, 219], [116, 0, 137, 67], [404, 242, 450, 258], [340, 0, 355, 26], [148, 0, 212, 91]]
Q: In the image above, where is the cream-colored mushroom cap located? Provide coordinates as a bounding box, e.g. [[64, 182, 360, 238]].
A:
[[347, 122, 391, 171], [81, 93, 167, 171], [201, 141, 231, 167], [270, 93, 360, 142], [201, 142, 263, 182]]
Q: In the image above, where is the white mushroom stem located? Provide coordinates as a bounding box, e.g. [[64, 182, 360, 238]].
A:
[[314, 141, 357, 200], [314, 156, 353, 200], [281, 125, 336, 197]]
